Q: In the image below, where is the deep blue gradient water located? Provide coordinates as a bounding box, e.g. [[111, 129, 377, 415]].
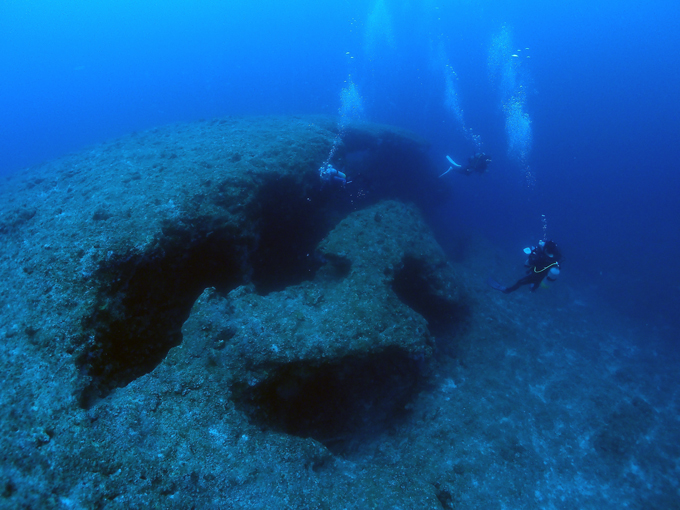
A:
[[2, 0, 679, 340]]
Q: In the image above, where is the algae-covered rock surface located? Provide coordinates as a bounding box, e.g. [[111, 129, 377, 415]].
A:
[[0, 115, 457, 508], [1, 116, 678, 509]]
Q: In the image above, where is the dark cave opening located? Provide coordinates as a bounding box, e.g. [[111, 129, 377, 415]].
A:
[[233, 347, 426, 453], [248, 174, 347, 294], [77, 226, 249, 408]]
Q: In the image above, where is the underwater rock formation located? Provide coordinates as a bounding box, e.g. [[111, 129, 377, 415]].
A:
[[3, 115, 671, 509], [184, 200, 466, 445], [0, 116, 463, 507]]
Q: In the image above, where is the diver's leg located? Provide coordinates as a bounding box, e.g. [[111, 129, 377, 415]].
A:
[[503, 274, 533, 293], [528, 274, 546, 292], [502, 281, 522, 293]]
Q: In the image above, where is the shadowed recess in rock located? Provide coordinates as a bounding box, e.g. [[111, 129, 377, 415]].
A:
[[77, 226, 249, 408], [248, 173, 349, 294], [233, 347, 427, 453]]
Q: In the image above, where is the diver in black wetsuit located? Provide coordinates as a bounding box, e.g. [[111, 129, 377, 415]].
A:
[[458, 152, 491, 176], [440, 153, 492, 177], [489, 240, 562, 293]]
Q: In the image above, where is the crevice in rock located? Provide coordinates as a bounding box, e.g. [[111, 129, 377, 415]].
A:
[[248, 174, 346, 294], [233, 347, 427, 454], [77, 226, 250, 408]]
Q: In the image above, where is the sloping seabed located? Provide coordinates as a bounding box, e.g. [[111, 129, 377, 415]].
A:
[[0, 116, 677, 509]]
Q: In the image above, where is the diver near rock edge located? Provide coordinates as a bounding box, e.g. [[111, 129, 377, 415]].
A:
[[439, 152, 492, 177], [319, 163, 347, 186], [488, 240, 562, 293]]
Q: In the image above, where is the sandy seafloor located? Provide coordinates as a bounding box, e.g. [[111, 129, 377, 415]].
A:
[[0, 116, 678, 509], [368, 255, 680, 509]]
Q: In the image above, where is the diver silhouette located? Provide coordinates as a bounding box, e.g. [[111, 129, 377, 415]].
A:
[[440, 153, 491, 177], [489, 240, 562, 293]]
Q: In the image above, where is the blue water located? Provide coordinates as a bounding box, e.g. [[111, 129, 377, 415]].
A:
[[1, 0, 679, 338]]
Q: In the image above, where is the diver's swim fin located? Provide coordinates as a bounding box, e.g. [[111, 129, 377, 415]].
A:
[[446, 155, 461, 167], [439, 155, 462, 177], [487, 277, 507, 292]]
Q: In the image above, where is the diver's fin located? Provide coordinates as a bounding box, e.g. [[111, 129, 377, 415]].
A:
[[446, 155, 462, 167], [439, 166, 453, 177], [487, 277, 507, 292]]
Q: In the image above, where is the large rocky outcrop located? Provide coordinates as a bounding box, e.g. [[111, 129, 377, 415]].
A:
[[0, 116, 465, 508], [1, 116, 677, 510]]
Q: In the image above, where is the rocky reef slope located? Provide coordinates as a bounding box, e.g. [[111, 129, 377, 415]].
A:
[[0, 116, 464, 508], [1, 116, 677, 509]]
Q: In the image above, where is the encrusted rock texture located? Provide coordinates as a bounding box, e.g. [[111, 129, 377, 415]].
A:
[[0, 116, 460, 508], [1, 116, 678, 510]]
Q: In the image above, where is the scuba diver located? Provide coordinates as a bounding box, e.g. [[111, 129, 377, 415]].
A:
[[440, 153, 492, 177], [319, 163, 347, 186], [488, 240, 562, 293]]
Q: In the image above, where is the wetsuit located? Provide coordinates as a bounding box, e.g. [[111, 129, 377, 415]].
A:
[[459, 153, 490, 176], [503, 246, 561, 293]]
